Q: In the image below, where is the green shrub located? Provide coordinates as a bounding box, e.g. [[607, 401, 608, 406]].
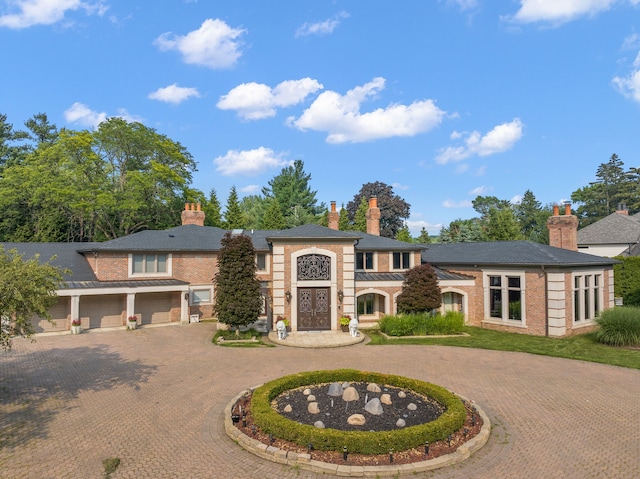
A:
[[250, 369, 466, 455], [378, 311, 464, 336], [595, 307, 640, 347]]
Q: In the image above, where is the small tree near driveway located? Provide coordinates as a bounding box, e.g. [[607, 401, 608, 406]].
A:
[[213, 232, 263, 335], [396, 263, 441, 314]]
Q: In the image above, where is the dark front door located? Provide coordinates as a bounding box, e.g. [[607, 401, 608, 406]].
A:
[[297, 287, 331, 331]]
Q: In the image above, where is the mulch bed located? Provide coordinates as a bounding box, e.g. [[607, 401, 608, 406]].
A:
[[231, 382, 483, 467]]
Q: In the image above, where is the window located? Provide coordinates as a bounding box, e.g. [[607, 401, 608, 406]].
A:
[[392, 252, 411, 270], [132, 254, 168, 275], [355, 252, 374, 271], [487, 274, 523, 322], [190, 287, 213, 305], [256, 253, 267, 271], [574, 273, 602, 322], [357, 293, 385, 316]]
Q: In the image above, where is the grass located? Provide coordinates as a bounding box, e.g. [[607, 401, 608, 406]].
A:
[[213, 328, 274, 347], [367, 326, 640, 370]]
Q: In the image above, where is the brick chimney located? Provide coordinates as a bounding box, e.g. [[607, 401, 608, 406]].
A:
[[616, 203, 629, 215], [366, 196, 381, 236], [328, 201, 339, 230], [547, 203, 578, 251], [181, 203, 205, 226]]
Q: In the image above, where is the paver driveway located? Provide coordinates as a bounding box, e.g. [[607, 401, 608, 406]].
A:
[[1, 323, 639, 478]]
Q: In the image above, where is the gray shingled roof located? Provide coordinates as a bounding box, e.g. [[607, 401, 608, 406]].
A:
[[1, 242, 99, 281], [356, 231, 423, 251], [422, 241, 617, 267], [577, 212, 640, 245]]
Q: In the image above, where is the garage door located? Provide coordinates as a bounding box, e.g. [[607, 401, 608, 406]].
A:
[[80, 295, 125, 329], [137, 292, 173, 325], [31, 297, 70, 333]]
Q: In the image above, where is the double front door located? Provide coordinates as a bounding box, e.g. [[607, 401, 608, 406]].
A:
[[297, 287, 331, 330]]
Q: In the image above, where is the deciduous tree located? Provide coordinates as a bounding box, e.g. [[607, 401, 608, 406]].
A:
[[396, 263, 441, 314], [347, 182, 410, 238]]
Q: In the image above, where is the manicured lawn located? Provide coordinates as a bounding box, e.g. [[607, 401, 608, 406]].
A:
[[367, 326, 640, 370]]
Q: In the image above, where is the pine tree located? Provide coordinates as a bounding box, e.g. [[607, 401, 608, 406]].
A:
[[396, 263, 441, 314], [417, 227, 431, 244], [203, 188, 223, 227], [224, 186, 246, 229], [213, 233, 263, 334], [395, 224, 413, 243], [261, 198, 286, 229], [354, 197, 368, 232], [338, 204, 351, 231]]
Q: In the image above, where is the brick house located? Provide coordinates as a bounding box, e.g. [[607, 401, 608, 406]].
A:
[[4, 200, 616, 338]]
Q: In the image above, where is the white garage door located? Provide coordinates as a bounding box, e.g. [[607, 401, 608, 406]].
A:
[[80, 295, 125, 329], [137, 292, 173, 325]]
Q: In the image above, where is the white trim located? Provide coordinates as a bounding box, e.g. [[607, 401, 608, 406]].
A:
[[356, 289, 391, 318], [482, 270, 526, 325], [389, 251, 412, 272], [571, 269, 604, 324], [189, 285, 214, 306], [355, 251, 377, 272], [440, 287, 469, 323]]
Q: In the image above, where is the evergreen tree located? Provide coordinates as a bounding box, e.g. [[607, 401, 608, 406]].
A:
[[240, 194, 266, 229], [396, 263, 441, 314], [486, 206, 524, 241], [395, 223, 413, 243], [353, 197, 369, 232], [1, 246, 65, 349], [338, 204, 351, 231], [261, 198, 286, 229], [223, 186, 246, 229], [439, 218, 486, 243], [417, 227, 431, 244], [203, 188, 223, 227], [213, 232, 263, 334]]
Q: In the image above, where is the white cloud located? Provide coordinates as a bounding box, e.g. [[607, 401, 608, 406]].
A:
[[511, 194, 523, 204], [507, 0, 616, 25], [239, 184, 261, 194], [64, 102, 107, 128], [289, 77, 446, 143], [406, 219, 443, 235], [217, 78, 323, 120], [436, 118, 523, 164], [621, 33, 640, 51], [442, 199, 473, 208], [148, 83, 201, 104], [0, 0, 107, 29], [469, 185, 490, 195], [612, 51, 640, 103], [154, 18, 245, 69], [455, 163, 469, 174], [445, 0, 479, 11], [64, 102, 143, 128], [213, 147, 292, 176], [295, 11, 349, 37], [392, 182, 409, 191]]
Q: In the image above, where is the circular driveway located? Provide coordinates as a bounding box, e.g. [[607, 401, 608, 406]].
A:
[[1, 324, 639, 479]]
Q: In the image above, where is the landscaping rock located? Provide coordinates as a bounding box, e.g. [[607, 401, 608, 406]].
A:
[[347, 414, 366, 426], [308, 402, 320, 414], [283, 404, 292, 413], [307, 394, 316, 402], [407, 403, 417, 411], [380, 393, 392, 405], [342, 386, 359, 402], [398, 391, 407, 398], [314, 421, 325, 429], [303, 388, 312, 396], [364, 397, 384, 415], [396, 418, 406, 428], [366, 383, 381, 393], [327, 382, 343, 397]]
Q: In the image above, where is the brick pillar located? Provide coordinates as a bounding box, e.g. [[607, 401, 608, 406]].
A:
[[366, 197, 381, 236], [181, 203, 205, 226], [328, 201, 339, 230], [547, 203, 578, 251]]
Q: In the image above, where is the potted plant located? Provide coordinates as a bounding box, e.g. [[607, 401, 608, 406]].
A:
[[71, 319, 82, 335], [127, 315, 137, 330], [339, 314, 351, 332], [275, 315, 290, 332]]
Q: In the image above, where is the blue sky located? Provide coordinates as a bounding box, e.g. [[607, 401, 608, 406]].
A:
[[2, 0, 640, 235]]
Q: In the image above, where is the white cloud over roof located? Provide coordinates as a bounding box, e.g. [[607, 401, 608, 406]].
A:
[[148, 84, 201, 105], [436, 118, 524, 164], [295, 11, 349, 37], [288, 77, 446, 143], [508, 0, 616, 25], [0, 0, 107, 29], [217, 78, 323, 120], [612, 51, 640, 103], [213, 147, 292, 176], [154, 18, 245, 69]]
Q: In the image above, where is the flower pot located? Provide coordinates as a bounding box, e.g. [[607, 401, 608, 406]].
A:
[[340, 324, 349, 333], [71, 325, 82, 334], [127, 321, 137, 330]]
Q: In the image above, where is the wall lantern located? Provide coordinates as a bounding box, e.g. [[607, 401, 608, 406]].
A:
[[338, 290, 344, 302], [285, 291, 292, 303], [184, 292, 189, 301]]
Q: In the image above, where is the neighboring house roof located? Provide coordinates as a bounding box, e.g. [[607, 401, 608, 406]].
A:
[[1, 242, 99, 281], [422, 241, 617, 267], [577, 212, 640, 245]]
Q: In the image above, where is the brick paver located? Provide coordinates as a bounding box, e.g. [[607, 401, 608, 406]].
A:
[[1, 324, 639, 478]]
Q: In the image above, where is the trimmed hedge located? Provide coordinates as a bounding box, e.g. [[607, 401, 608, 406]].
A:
[[250, 369, 466, 455]]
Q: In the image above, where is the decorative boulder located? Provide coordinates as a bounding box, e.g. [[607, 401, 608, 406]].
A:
[[303, 388, 312, 396], [396, 418, 406, 428], [314, 421, 325, 429], [366, 383, 381, 393], [380, 393, 392, 405], [398, 391, 407, 398], [342, 386, 359, 402], [342, 382, 350, 389], [308, 402, 320, 414], [327, 382, 343, 397], [283, 404, 292, 413], [347, 414, 366, 426], [364, 397, 384, 415], [407, 403, 417, 411], [307, 395, 316, 402]]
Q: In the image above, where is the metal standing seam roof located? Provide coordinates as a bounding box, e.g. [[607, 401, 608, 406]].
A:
[[63, 279, 189, 290], [355, 267, 473, 282]]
